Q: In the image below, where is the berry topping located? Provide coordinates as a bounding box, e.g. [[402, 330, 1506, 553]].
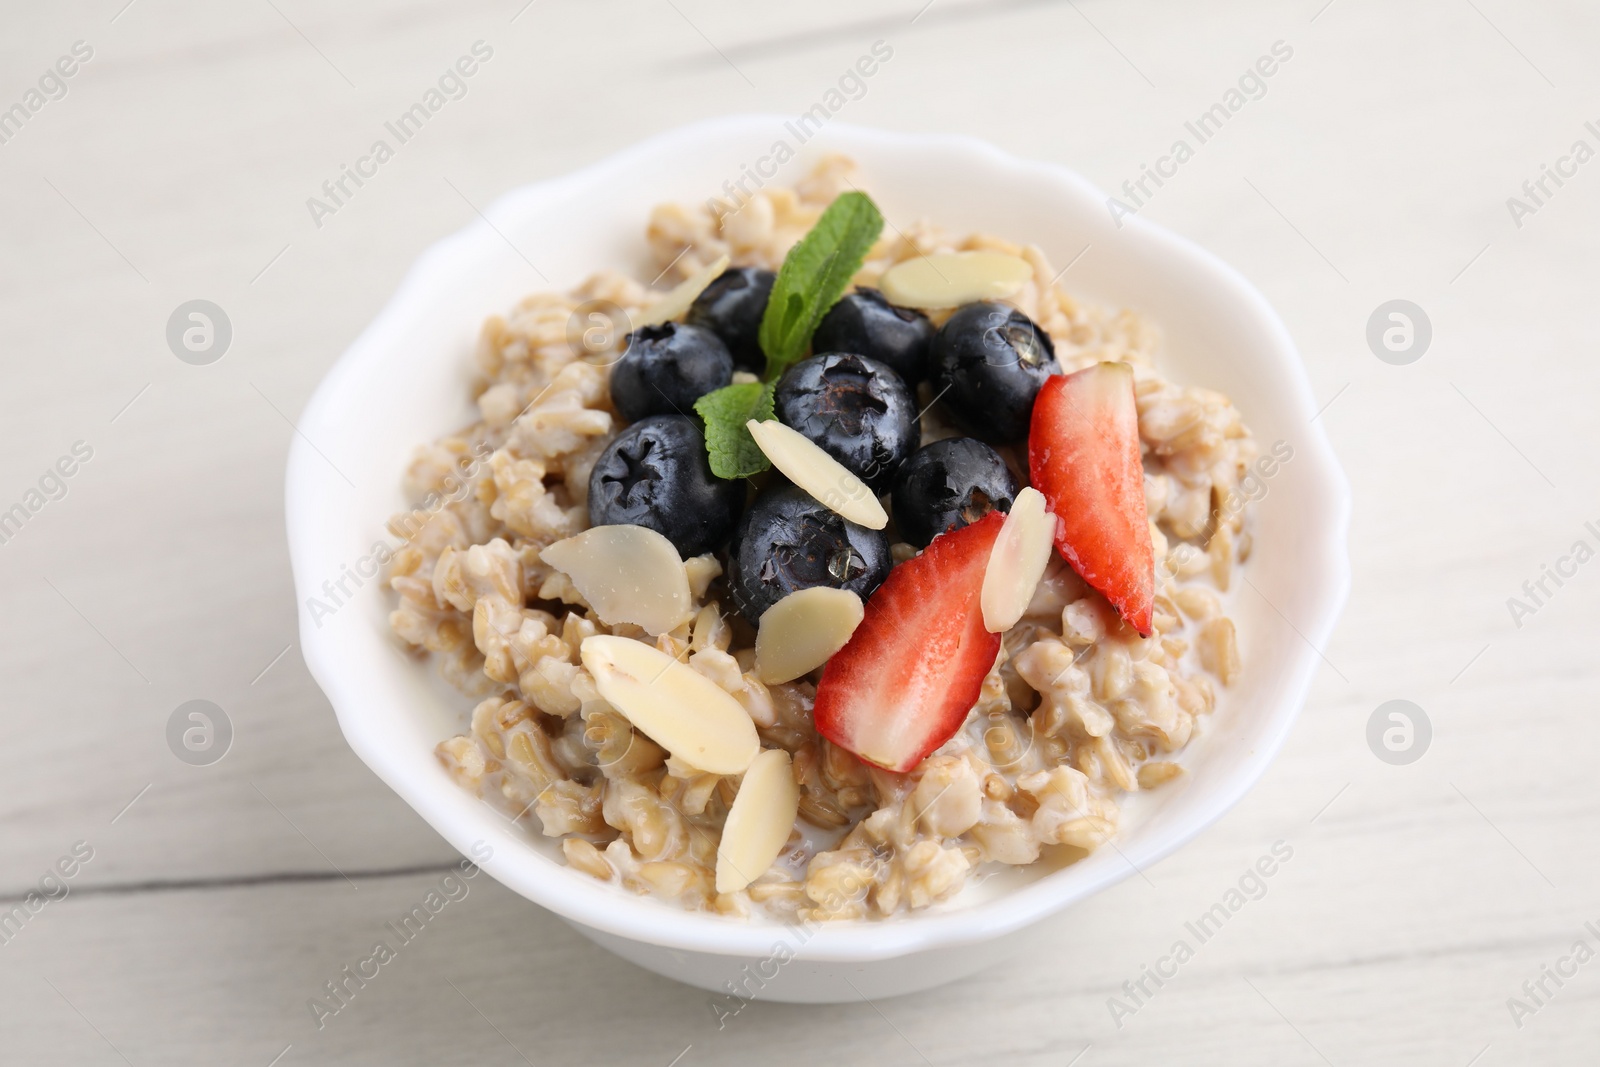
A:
[[684, 266, 776, 373], [928, 301, 1058, 443], [726, 484, 891, 625], [773, 352, 919, 494], [1028, 362, 1154, 636], [587, 415, 743, 557], [890, 436, 1018, 548], [811, 288, 935, 386], [814, 512, 1005, 773], [609, 321, 733, 422]]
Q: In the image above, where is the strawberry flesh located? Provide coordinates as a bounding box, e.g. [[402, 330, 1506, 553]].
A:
[[814, 511, 1004, 773], [1028, 362, 1154, 636]]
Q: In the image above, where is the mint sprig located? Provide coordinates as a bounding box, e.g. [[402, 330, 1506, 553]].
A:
[[693, 191, 884, 480], [694, 380, 776, 479], [757, 191, 884, 380]]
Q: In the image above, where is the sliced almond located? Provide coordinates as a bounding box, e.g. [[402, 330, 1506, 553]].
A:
[[879, 251, 1033, 309], [634, 253, 730, 327], [754, 586, 864, 684], [715, 748, 799, 893], [541, 525, 692, 636], [579, 635, 759, 775], [746, 419, 888, 529], [981, 486, 1057, 633]]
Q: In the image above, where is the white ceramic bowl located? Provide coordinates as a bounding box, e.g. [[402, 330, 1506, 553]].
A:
[[285, 115, 1350, 1003]]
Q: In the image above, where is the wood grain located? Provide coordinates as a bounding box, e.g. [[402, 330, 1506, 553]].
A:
[[2, 0, 1598, 1063]]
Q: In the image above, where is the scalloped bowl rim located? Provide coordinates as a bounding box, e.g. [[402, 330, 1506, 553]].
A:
[[286, 115, 1350, 963]]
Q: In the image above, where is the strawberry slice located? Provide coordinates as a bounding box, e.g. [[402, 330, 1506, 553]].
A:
[[814, 511, 1004, 773], [1028, 362, 1154, 636]]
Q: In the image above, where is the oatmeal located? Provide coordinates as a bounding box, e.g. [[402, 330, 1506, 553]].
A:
[[387, 157, 1257, 921]]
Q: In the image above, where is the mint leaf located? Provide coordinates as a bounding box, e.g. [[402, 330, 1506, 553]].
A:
[[694, 381, 776, 479], [694, 192, 884, 480], [757, 191, 884, 379]]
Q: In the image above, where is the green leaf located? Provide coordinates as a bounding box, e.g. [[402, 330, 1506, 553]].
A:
[[694, 381, 776, 480], [757, 191, 884, 380]]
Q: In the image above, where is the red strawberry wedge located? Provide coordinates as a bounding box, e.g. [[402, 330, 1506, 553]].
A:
[[1029, 362, 1155, 637], [814, 511, 1004, 773]]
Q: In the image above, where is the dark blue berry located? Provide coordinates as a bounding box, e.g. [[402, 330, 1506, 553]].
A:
[[812, 288, 934, 387], [928, 302, 1057, 443], [891, 437, 1019, 548], [773, 353, 920, 494], [684, 266, 775, 373], [727, 484, 892, 624], [609, 322, 733, 422], [588, 415, 742, 557]]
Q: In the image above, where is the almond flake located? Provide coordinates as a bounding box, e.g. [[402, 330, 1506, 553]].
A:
[[754, 586, 864, 684], [879, 251, 1033, 309], [981, 486, 1057, 632], [634, 253, 730, 327], [579, 635, 759, 775], [746, 419, 888, 529], [715, 748, 799, 893], [541, 525, 692, 636]]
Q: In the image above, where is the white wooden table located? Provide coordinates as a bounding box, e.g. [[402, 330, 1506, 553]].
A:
[[2, 1, 1596, 1063]]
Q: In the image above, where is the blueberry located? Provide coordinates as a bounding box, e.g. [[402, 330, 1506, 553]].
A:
[[588, 415, 742, 557], [684, 266, 775, 373], [773, 353, 920, 494], [812, 288, 934, 387], [928, 302, 1057, 443], [609, 322, 733, 422], [891, 437, 1019, 548], [727, 484, 892, 624]]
